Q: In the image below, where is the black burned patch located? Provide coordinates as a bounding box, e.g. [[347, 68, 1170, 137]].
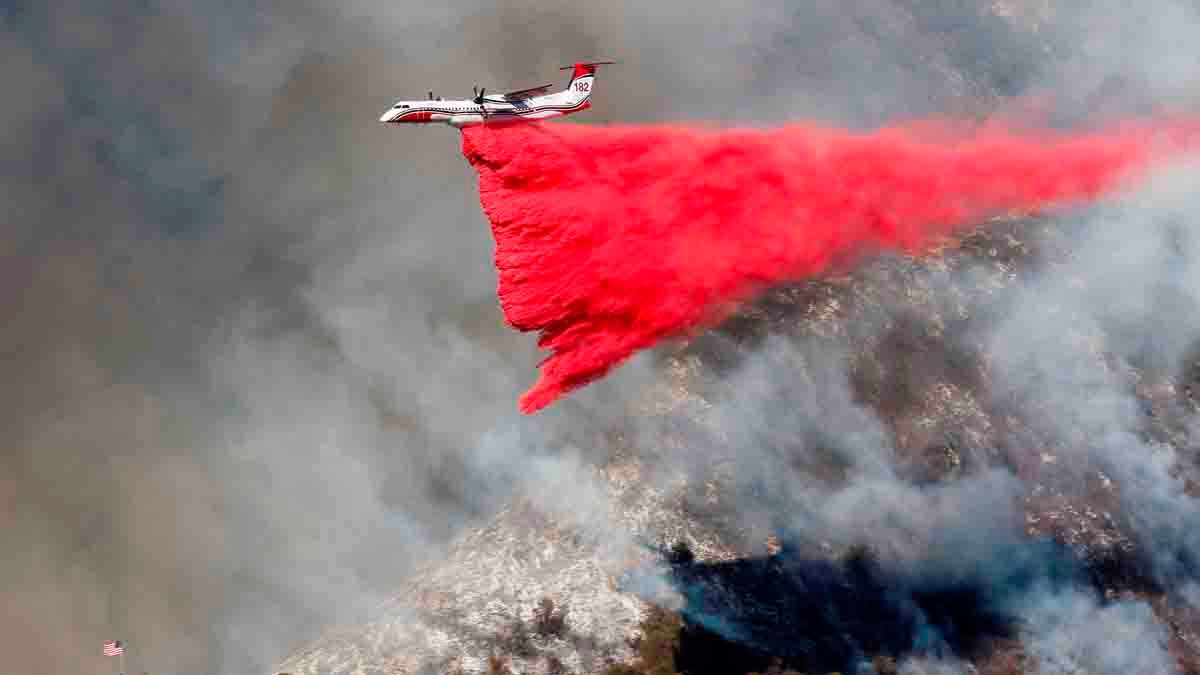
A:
[[667, 549, 1030, 672], [620, 538, 1173, 675]]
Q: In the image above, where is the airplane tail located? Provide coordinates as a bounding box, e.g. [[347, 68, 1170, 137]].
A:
[[559, 61, 613, 105]]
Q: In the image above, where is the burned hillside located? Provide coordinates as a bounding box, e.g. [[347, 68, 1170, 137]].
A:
[[618, 206, 1200, 673], [9, 0, 1200, 673], [275, 204, 1200, 675], [274, 2, 1200, 670]]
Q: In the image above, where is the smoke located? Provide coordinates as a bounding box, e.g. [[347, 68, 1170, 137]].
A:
[[632, 157, 1200, 671], [1023, 591, 1179, 674], [463, 117, 1200, 413], [896, 658, 971, 675], [8, 0, 1200, 673], [0, 1, 638, 672], [977, 162, 1200, 588]]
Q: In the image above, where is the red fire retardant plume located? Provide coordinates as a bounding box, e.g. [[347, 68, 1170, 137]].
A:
[[461, 118, 1200, 413]]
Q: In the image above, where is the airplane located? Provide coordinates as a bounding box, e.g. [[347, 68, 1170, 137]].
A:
[[378, 61, 614, 127]]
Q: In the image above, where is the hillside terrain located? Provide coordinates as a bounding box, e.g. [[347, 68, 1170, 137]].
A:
[[274, 210, 1200, 675], [274, 2, 1200, 674]]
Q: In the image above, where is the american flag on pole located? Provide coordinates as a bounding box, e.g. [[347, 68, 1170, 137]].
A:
[[102, 640, 124, 656]]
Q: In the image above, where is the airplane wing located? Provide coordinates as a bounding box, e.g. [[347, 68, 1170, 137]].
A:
[[501, 84, 553, 100]]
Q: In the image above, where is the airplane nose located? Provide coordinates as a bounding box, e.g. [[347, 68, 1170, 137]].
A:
[[379, 109, 395, 123]]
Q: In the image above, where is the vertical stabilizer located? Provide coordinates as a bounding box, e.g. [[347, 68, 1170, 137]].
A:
[[559, 61, 613, 105]]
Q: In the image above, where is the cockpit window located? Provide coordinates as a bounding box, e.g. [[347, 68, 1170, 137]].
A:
[[393, 104, 409, 109]]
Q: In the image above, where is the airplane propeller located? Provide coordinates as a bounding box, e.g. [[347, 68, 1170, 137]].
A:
[[472, 85, 487, 105]]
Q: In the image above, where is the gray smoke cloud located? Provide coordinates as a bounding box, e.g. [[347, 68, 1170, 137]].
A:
[[7, 1, 1200, 674], [675, 162, 1200, 671], [980, 162, 1200, 581], [1023, 590, 1179, 674], [896, 657, 971, 675]]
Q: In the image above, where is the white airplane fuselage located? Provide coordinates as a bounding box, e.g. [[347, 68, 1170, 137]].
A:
[[379, 64, 599, 128]]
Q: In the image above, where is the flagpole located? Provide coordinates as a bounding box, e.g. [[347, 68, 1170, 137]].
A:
[[120, 643, 126, 675]]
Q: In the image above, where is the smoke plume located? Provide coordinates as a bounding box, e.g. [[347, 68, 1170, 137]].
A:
[[9, 0, 1200, 673], [463, 117, 1200, 413]]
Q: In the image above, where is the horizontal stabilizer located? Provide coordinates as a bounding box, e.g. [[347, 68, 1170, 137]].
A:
[[558, 60, 617, 70]]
